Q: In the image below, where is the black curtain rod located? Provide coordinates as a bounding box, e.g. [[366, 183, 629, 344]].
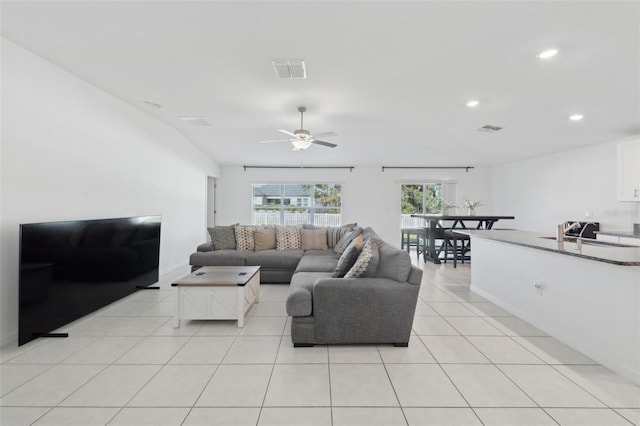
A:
[[243, 165, 354, 172], [382, 166, 474, 172]]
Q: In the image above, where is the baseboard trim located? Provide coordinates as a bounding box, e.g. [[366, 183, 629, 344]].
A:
[[0, 330, 18, 349]]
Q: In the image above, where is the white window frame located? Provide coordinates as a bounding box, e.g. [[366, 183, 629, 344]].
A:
[[251, 183, 343, 226]]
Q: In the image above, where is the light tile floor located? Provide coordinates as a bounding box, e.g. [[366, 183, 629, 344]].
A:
[[1, 263, 639, 426]]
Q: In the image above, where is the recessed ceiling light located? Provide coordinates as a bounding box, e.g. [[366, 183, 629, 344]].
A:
[[537, 48, 558, 59], [569, 114, 584, 121], [178, 116, 212, 126], [466, 100, 479, 108]]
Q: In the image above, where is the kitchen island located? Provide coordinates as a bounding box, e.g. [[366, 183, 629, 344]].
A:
[[467, 230, 640, 385]]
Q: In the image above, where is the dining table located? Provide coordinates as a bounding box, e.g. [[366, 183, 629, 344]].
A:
[[410, 214, 515, 264]]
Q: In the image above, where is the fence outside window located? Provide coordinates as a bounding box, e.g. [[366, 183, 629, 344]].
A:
[[253, 212, 342, 226], [252, 183, 342, 226]]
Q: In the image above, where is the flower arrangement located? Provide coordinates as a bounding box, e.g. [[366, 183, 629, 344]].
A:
[[463, 200, 483, 215], [439, 200, 458, 215]]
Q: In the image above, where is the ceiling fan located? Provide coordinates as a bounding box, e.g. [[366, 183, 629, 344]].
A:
[[260, 106, 338, 151]]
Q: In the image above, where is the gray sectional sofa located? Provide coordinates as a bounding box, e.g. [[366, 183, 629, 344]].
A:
[[190, 244, 303, 283], [189, 225, 422, 346]]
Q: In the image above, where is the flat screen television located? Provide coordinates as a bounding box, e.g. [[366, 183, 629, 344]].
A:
[[18, 216, 161, 345]]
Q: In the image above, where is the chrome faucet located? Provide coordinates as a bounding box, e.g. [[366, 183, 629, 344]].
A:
[[557, 222, 581, 241]]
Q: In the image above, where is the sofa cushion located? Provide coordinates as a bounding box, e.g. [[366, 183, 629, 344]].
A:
[[302, 224, 354, 248], [189, 250, 248, 266], [197, 242, 214, 252], [276, 226, 301, 250], [332, 238, 363, 278], [296, 254, 339, 273], [304, 249, 339, 257], [372, 238, 412, 282], [234, 225, 256, 250], [301, 228, 328, 250], [254, 227, 276, 251], [207, 224, 238, 250], [245, 249, 303, 270], [344, 238, 378, 278], [286, 271, 332, 316]]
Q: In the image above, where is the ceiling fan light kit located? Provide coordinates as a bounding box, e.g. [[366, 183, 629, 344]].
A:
[[260, 106, 338, 151], [291, 139, 312, 151]]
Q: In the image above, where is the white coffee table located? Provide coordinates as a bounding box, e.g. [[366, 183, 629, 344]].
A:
[[172, 266, 260, 328]]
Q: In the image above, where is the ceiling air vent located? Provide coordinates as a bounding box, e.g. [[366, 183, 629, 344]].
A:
[[178, 116, 212, 126], [272, 60, 307, 79], [477, 125, 503, 133]]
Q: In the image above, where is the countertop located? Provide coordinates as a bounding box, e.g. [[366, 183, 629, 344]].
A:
[[595, 230, 640, 239], [466, 230, 640, 266]]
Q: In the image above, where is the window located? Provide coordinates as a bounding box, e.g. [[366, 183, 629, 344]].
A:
[[252, 184, 342, 226], [401, 183, 443, 228]]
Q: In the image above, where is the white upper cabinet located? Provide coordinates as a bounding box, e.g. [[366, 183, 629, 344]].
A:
[[617, 137, 640, 202]]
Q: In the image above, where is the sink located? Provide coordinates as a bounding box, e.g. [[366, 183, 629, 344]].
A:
[[539, 236, 635, 248]]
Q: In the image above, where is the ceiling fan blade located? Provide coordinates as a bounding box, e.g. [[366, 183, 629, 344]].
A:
[[260, 139, 291, 144], [312, 140, 338, 148], [277, 129, 296, 137], [313, 131, 337, 138]]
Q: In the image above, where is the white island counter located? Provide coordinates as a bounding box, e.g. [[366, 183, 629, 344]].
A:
[[468, 230, 640, 385]]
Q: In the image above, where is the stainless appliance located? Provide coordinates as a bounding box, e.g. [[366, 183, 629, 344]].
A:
[[564, 221, 599, 239]]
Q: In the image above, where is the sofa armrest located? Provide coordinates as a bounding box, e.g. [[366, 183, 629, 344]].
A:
[[311, 278, 420, 343], [197, 242, 214, 252]]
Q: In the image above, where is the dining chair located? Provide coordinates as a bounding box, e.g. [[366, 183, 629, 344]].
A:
[[443, 230, 471, 268]]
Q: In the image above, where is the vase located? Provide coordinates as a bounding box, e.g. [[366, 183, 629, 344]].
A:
[[468, 209, 476, 216]]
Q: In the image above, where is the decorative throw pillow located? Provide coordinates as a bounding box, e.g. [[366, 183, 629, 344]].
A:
[[334, 227, 362, 254], [362, 237, 380, 277], [344, 238, 374, 278], [276, 226, 302, 250], [332, 237, 363, 278], [208, 224, 238, 250], [234, 225, 256, 250], [301, 228, 328, 250], [326, 226, 349, 249], [350, 234, 364, 250], [254, 227, 276, 251]]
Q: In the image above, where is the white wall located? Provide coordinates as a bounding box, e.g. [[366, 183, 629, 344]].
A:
[[0, 39, 220, 346], [491, 140, 640, 233], [218, 166, 493, 245]]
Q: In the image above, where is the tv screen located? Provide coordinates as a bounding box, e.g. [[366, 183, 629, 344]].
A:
[[19, 216, 161, 345]]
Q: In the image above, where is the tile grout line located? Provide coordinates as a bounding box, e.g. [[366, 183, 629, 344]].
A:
[[377, 345, 410, 426], [327, 345, 334, 426], [255, 319, 285, 426]]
